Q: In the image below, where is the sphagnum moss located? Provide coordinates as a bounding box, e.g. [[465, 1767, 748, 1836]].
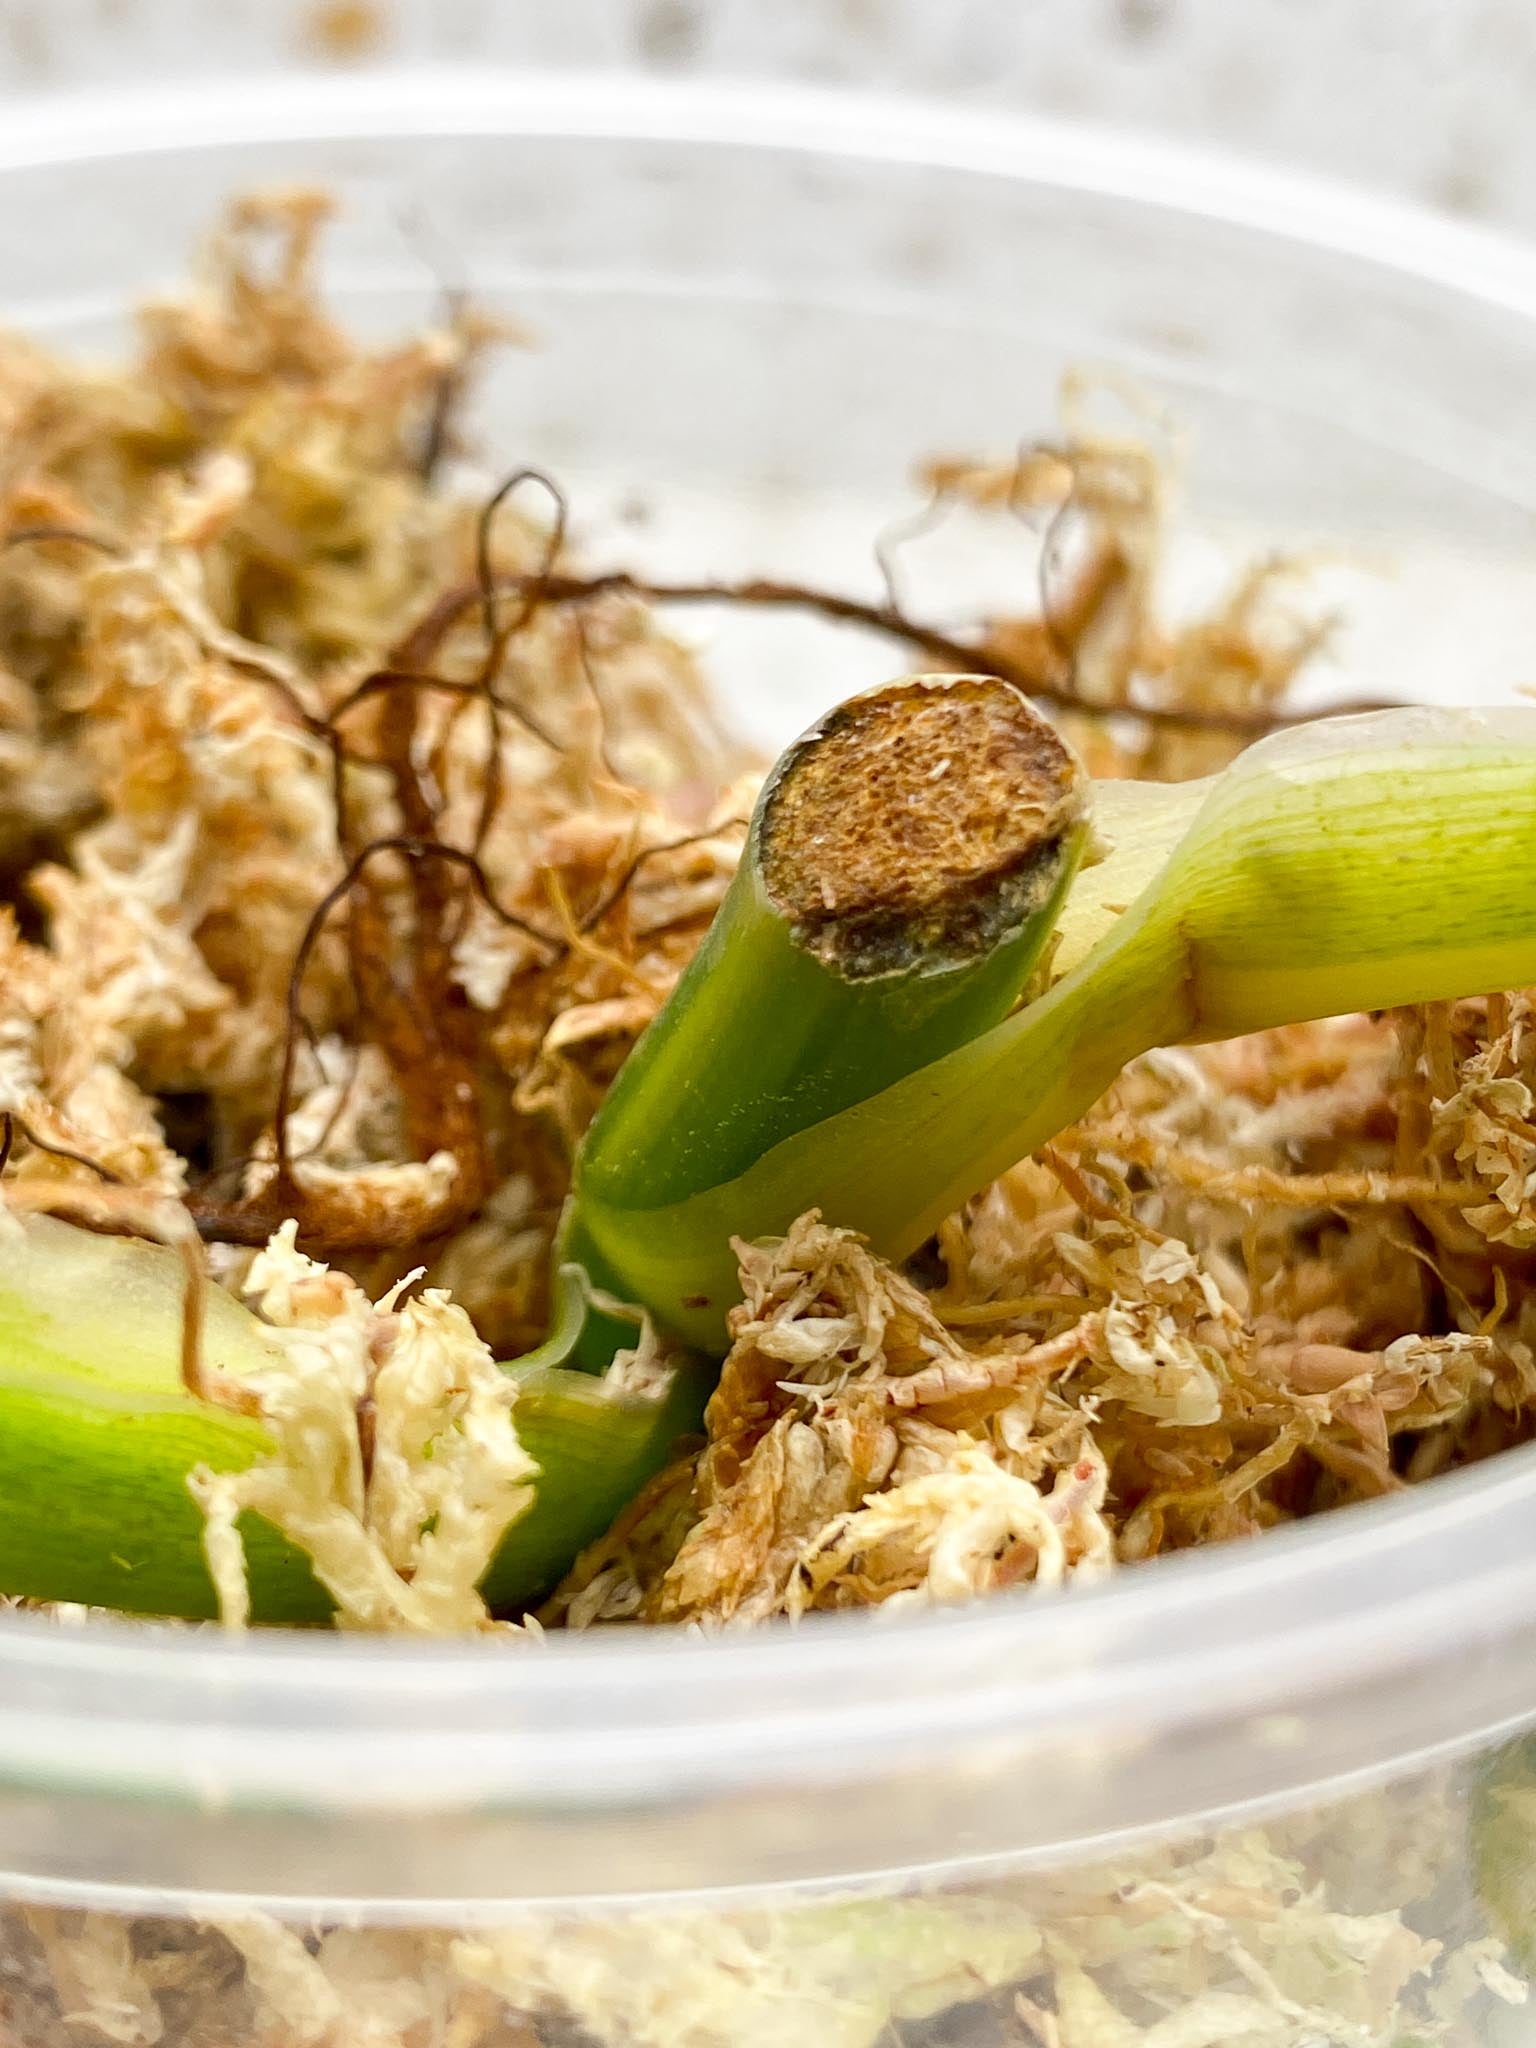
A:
[[13, 696, 1536, 1613]]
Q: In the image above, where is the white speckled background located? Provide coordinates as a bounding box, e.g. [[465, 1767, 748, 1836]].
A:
[[1, 0, 1534, 237]]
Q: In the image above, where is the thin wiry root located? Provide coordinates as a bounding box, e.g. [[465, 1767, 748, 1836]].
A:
[[579, 822, 748, 936], [188, 835, 564, 1254], [467, 468, 569, 882], [0, 1111, 125, 1185], [401, 566, 1393, 739], [273, 837, 559, 1167]]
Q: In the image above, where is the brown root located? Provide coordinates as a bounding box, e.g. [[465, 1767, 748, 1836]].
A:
[[449, 567, 1394, 737], [189, 836, 561, 1256], [0, 1112, 125, 1185]]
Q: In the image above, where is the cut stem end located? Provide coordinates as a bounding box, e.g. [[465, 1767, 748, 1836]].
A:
[[758, 673, 1084, 979]]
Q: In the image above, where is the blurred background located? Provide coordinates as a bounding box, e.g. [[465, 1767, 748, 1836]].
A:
[[2, 0, 1536, 236], [5, 0, 1536, 754]]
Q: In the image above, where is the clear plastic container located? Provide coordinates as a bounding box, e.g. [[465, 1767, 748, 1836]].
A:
[[7, 54, 1536, 2048]]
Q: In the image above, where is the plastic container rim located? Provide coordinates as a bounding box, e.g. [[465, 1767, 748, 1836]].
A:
[[3, 65, 1536, 1815]]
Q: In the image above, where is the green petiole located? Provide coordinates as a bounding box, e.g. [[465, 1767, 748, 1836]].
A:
[[574, 703, 1536, 1345], [567, 673, 1088, 1310], [0, 1219, 706, 1621], [0, 1215, 329, 1621], [481, 1268, 709, 1610]]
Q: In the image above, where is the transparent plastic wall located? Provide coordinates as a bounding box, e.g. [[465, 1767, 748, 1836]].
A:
[[4, 1746, 1534, 2047], [5, 11, 1536, 2047]]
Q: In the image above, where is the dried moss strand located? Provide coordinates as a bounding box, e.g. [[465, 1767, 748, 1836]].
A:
[[1091, 1119, 1480, 1210], [0, 525, 126, 557]]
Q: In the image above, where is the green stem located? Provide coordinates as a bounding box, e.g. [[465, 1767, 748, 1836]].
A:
[[0, 1216, 322, 1620], [482, 1337, 705, 1610], [573, 673, 1086, 1316], [0, 1219, 703, 1622], [575, 705, 1536, 1346]]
